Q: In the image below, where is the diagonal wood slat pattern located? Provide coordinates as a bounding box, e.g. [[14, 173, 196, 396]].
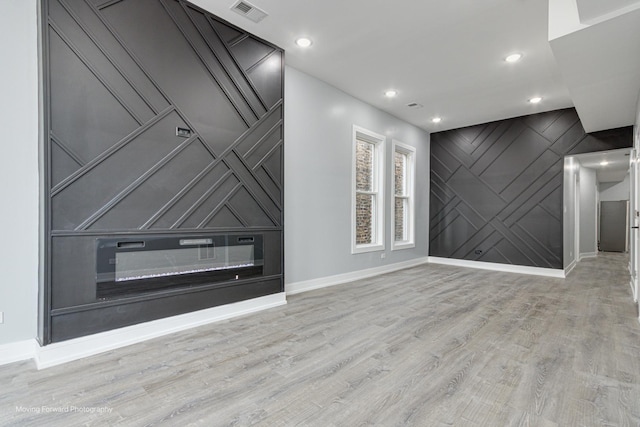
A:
[[43, 0, 284, 343], [430, 108, 632, 268], [48, 0, 283, 232]]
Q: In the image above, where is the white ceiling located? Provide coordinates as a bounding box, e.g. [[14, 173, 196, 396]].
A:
[[549, 4, 640, 133], [573, 148, 631, 183], [576, 0, 640, 24], [192, 0, 640, 134]]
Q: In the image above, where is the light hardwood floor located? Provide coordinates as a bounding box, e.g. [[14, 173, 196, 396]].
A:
[[1, 253, 639, 426]]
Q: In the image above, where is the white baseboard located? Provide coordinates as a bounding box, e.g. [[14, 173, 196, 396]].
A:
[[0, 339, 38, 366], [286, 257, 429, 295], [428, 257, 566, 278], [580, 252, 598, 259], [564, 259, 577, 277], [33, 293, 286, 369]]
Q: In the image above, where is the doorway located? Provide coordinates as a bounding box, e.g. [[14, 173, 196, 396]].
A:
[[563, 148, 632, 274]]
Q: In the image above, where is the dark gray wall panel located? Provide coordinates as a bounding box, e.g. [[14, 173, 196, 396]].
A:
[[469, 121, 526, 175], [101, 0, 250, 149], [205, 206, 244, 228], [91, 141, 214, 230], [231, 36, 277, 72], [50, 143, 81, 187], [453, 202, 487, 231], [43, 0, 284, 343], [228, 187, 278, 227], [247, 51, 284, 110], [430, 143, 459, 181], [178, 174, 242, 229], [531, 109, 579, 142], [430, 215, 478, 257], [50, 236, 97, 309], [51, 111, 190, 230], [477, 246, 508, 264], [480, 127, 550, 194], [499, 170, 563, 227], [50, 232, 282, 309], [226, 153, 282, 222], [50, 278, 282, 342], [551, 120, 589, 154], [539, 187, 563, 219], [447, 167, 506, 221], [209, 18, 243, 44], [183, 4, 267, 117], [499, 150, 559, 202], [147, 162, 232, 229], [56, 0, 171, 113], [49, 31, 140, 165], [49, 0, 156, 123], [430, 108, 631, 269], [568, 127, 634, 155], [449, 224, 495, 259]]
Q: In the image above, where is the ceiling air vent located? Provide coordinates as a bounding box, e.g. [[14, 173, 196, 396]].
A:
[[230, 0, 268, 23], [407, 102, 424, 109]]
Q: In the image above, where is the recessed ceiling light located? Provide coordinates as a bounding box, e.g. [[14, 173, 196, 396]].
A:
[[529, 97, 542, 104], [600, 161, 609, 166], [384, 90, 398, 98], [432, 117, 442, 123], [505, 53, 522, 63], [295, 37, 312, 48]]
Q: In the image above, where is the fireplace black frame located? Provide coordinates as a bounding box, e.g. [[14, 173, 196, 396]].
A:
[[96, 234, 264, 299]]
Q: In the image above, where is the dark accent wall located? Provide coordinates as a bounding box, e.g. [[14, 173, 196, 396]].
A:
[[42, 0, 284, 343], [430, 108, 632, 269]]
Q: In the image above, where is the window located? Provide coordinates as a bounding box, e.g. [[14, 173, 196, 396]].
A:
[[392, 140, 416, 250], [352, 126, 385, 253]]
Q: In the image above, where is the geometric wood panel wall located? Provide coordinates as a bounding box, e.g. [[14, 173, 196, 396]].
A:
[[42, 0, 284, 343], [48, 0, 283, 232], [430, 108, 632, 269]]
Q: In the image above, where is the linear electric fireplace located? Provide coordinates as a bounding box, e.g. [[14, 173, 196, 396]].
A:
[[97, 234, 264, 299]]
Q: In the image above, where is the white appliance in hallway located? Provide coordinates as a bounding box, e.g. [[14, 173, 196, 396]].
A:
[[599, 201, 629, 252]]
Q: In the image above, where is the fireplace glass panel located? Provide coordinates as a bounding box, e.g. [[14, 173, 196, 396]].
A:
[[97, 234, 263, 299], [115, 245, 255, 282]]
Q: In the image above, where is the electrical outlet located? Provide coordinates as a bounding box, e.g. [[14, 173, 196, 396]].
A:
[[0, 311, 3, 324], [381, 253, 386, 259]]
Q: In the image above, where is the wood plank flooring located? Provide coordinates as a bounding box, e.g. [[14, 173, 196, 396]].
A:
[[1, 253, 639, 426]]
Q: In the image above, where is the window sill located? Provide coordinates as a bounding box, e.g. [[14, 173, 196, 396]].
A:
[[391, 241, 415, 251], [352, 243, 385, 254]]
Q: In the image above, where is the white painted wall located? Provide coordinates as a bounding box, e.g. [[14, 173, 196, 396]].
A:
[[599, 173, 630, 201], [0, 0, 39, 345], [576, 0, 640, 25], [284, 67, 430, 286], [548, 0, 589, 40], [630, 93, 640, 308], [579, 166, 598, 256], [563, 157, 578, 269]]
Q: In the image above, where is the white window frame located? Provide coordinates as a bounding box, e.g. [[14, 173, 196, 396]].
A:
[[351, 125, 386, 254], [391, 140, 416, 250]]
